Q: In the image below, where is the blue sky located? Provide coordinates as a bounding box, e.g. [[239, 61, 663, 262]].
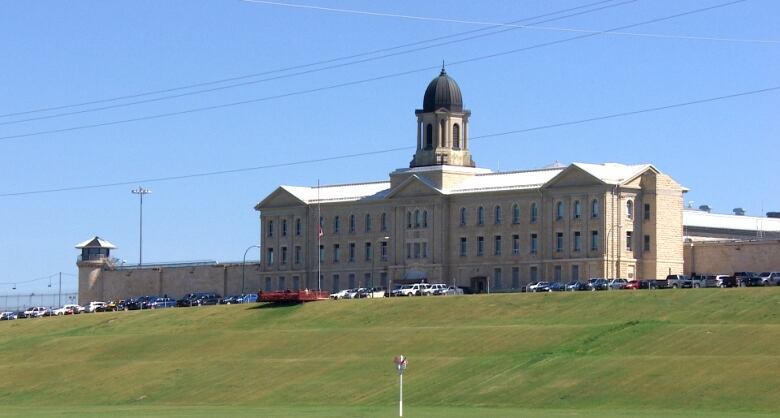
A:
[[1, 0, 778, 296]]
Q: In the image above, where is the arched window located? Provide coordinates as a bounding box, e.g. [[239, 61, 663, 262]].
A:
[[556, 202, 564, 220], [425, 124, 433, 150], [349, 214, 356, 233], [414, 210, 420, 228], [512, 204, 520, 224], [453, 123, 460, 149], [494, 205, 502, 224], [591, 199, 599, 218], [295, 218, 301, 236], [573, 200, 582, 219], [282, 219, 288, 236], [459, 207, 467, 226], [365, 214, 372, 232], [268, 220, 274, 237], [380, 212, 387, 231], [626, 200, 634, 219], [440, 120, 447, 147], [422, 210, 428, 228], [477, 206, 485, 225], [531, 202, 538, 223]]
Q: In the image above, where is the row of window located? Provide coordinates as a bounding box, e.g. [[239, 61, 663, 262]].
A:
[[422, 121, 461, 150], [267, 214, 390, 238], [459, 199, 600, 227], [459, 231, 600, 257], [265, 242, 389, 266]]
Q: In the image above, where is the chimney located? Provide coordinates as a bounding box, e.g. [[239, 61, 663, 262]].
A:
[[698, 205, 711, 213], [733, 208, 746, 216]]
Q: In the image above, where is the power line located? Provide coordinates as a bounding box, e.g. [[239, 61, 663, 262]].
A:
[[0, 0, 744, 142], [245, 0, 777, 44], [0, 0, 621, 120], [1, 84, 776, 198]]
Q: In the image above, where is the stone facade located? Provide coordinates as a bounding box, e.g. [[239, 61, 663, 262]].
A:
[[684, 239, 780, 275]]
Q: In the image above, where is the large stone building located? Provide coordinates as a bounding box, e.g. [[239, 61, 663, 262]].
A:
[[254, 69, 687, 293]]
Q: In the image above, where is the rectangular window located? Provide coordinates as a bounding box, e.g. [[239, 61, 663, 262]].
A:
[[572, 265, 579, 281], [477, 236, 484, 256], [422, 242, 428, 258], [349, 243, 356, 262], [265, 277, 272, 291], [267, 220, 274, 237], [494, 235, 502, 256], [626, 231, 633, 251], [511, 267, 520, 289], [333, 274, 340, 292], [333, 244, 340, 263], [267, 248, 274, 266], [460, 237, 467, 257], [380, 272, 388, 287], [381, 213, 387, 231], [319, 245, 324, 263], [365, 242, 372, 261], [512, 234, 520, 255], [365, 214, 372, 232], [406, 243, 412, 259], [573, 231, 581, 252], [334, 216, 340, 233], [413, 242, 421, 259], [644, 203, 651, 220], [348, 273, 356, 289], [530, 266, 538, 282], [281, 246, 288, 264], [530, 234, 538, 254], [349, 215, 356, 233], [282, 220, 287, 236], [556, 233, 563, 253], [295, 219, 301, 236], [591, 230, 599, 251], [294, 246, 301, 264], [644, 234, 651, 252], [364, 272, 372, 287], [292, 276, 300, 290], [493, 268, 502, 290], [554, 266, 561, 281], [278, 276, 286, 290], [380, 241, 388, 261]]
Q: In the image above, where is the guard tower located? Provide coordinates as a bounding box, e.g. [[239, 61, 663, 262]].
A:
[[75, 236, 116, 304]]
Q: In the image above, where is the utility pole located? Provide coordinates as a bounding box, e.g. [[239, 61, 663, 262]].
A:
[[131, 187, 152, 266]]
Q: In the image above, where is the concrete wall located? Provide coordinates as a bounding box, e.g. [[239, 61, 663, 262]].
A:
[[78, 261, 263, 304], [684, 239, 780, 275]]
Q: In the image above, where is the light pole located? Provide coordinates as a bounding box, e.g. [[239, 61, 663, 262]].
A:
[[242, 244, 261, 297], [131, 186, 152, 267]]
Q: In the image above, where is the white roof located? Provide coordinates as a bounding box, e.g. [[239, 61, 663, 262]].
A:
[[75, 236, 117, 249], [683, 210, 780, 232], [271, 162, 658, 204]]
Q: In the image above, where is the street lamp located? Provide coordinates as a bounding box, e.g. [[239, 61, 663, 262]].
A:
[[131, 186, 152, 267], [242, 244, 261, 297]]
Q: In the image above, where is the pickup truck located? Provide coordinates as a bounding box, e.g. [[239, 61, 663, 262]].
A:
[[664, 274, 692, 289], [392, 283, 430, 296]]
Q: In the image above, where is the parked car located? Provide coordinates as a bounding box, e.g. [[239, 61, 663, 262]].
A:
[[219, 295, 243, 304], [528, 282, 550, 292], [690, 275, 717, 288], [546, 282, 566, 292], [609, 278, 629, 290], [665, 274, 693, 289], [737, 272, 763, 287], [566, 280, 590, 291], [422, 284, 447, 296], [758, 272, 780, 286], [625, 281, 640, 290], [393, 283, 430, 296], [329, 289, 352, 300], [24, 307, 49, 318], [434, 286, 464, 296], [176, 292, 220, 307], [588, 278, 609, 291], [86, 301, 107, 313], [714, 275, 737, 288], [241, 293, 259, 303], [149, 297, 177, 309], [14, 310, 28, 319], [345, 288, 368, 299], [0, 311, 17, 320]]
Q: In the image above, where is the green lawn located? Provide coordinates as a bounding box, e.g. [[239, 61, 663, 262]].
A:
[[0, 288, 778, 417]]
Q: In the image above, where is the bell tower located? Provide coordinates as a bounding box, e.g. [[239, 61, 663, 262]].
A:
[[411, 66, 475, 168]]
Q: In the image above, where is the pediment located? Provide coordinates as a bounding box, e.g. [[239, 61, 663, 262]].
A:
[[543, 166, 605, 189], [254, 187, 306, 210], [386, 175, 442, 199]]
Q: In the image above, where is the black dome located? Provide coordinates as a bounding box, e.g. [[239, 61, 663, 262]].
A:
[[422, 67, 463, 112]]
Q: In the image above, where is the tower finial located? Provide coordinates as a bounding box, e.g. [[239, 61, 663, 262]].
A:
[[441, 60, 446, 74]]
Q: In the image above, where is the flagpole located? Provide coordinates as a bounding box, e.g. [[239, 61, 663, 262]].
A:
[[317, 179, 321, 292]]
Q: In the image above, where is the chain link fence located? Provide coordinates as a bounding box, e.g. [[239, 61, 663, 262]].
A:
[[0, 292, 79, 312]]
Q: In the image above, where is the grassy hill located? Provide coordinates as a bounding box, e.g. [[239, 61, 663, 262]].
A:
[[0, 288, 779, 417]]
